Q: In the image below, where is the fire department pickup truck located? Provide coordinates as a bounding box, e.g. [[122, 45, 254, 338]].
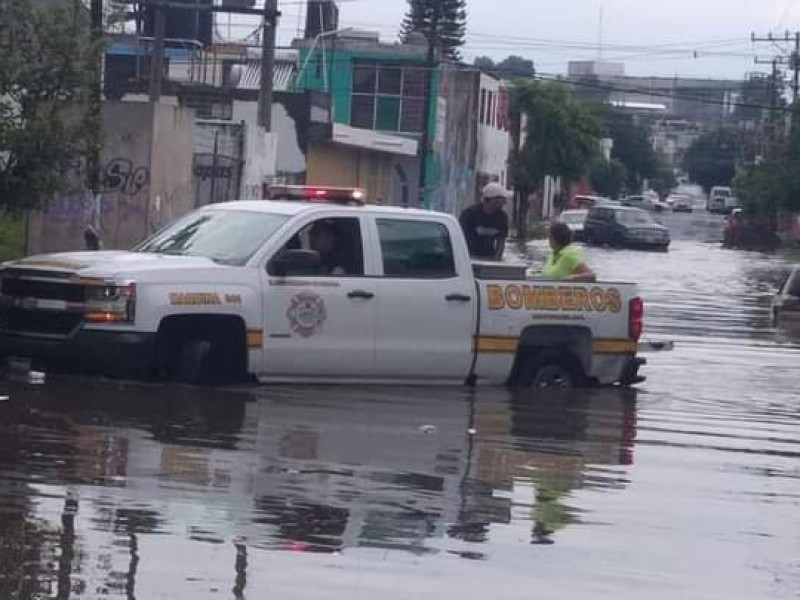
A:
[[0, 188, 649, 388]]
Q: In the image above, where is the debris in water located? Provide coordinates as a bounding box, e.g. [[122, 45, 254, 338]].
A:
[[467, 428, 477, 435], [419, 424, 437, 435], [0, 396, 8, 402]]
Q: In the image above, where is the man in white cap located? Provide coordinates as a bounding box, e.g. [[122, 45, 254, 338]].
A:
[[459, 181, 511, 260]]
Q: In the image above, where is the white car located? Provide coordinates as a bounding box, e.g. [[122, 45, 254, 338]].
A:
[[556, 209, 589, 241], [0, 188, 655, 389]]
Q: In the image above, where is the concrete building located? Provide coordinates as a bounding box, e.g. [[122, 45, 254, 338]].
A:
[[29, 101, 196, 254], [475, 72, 512, 192], [293, 28, 429, 206]]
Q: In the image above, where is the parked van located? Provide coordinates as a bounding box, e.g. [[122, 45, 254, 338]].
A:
[[708, 186, 735, 214]]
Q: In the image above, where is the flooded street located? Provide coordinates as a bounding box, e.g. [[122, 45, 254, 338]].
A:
[[1, 212, 799, 599]]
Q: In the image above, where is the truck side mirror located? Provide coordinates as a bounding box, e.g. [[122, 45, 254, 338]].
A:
[[269, 249, 321, 277]]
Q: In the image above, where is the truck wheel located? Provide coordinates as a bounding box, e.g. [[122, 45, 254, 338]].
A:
[[522, 352, 578, 389], [173, 339, 212, 384]]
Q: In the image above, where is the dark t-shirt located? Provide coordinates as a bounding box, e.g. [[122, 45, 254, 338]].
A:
[[459, 204, 509, 259]]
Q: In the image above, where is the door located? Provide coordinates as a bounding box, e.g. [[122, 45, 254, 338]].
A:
[[262, 216, 378, 378], [373, 217, 476, 380]]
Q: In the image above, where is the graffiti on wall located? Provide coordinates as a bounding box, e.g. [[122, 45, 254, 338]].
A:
[[102, 157, 150, 195]]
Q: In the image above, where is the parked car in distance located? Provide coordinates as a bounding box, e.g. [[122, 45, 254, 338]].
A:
[[670, 194, 693, 213], [570, 195, 612, 210], [624, 194, 670, 213], [772, 265, 800, 324], [584, 205, 671, 251], [556, 209, 589, 241]]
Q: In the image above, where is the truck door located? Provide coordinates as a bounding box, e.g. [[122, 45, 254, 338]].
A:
[[261, 215, 377, 378], [372, 217, 476, 380]]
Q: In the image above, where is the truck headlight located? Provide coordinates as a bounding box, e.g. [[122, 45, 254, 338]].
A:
[[84, 283, 136, 324]]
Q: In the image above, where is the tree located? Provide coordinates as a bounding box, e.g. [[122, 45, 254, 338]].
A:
[[589, 158, 627, 198], [597, 107, 658, 191], [400, 0, 467, 60], [510, 81, 603, 233], [683, 128, 739, 193], [474, 56, 535, 79], [650, 165, 678, 199], [0, 0, 101, 212]]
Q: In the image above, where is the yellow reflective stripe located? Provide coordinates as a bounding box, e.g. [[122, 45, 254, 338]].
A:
[[247, 329, 264, 349], [475, 336, 519, 354], [474, 336, 637, 355], [592, 339, 637, 355]]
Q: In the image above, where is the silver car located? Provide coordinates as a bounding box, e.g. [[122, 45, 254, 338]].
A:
[[556, 209, 589, 241]]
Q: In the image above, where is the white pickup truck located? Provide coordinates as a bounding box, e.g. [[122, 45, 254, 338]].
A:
[[0, 195, 649, 388]]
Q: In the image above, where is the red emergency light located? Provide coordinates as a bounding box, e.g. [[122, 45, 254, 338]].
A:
[[264, 185, 367, 206]]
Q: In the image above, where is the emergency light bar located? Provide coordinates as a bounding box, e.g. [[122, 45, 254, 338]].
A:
[[264, 185, 367, 206]]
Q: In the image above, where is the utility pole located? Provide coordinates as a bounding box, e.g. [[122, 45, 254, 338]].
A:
[[89, 0, 104, 195], [258, 0, 280, 130], [417, 12, 440, 209], [148, 0, 166, 102], [752, 31, 800, 102]]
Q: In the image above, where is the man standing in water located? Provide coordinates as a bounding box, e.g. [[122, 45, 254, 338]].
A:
[[459, 182, 511, 260]]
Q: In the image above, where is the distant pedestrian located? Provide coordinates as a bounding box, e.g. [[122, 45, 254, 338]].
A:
[[459, 182, 511, 260], [542, 222, 595, 282]]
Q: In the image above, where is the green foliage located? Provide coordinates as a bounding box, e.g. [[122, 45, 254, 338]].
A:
[[596, 107, 658, 191], [0, 0, 102, 212], [0, 213, 25, 261], [650, 165, 678, 198], [510, 80, 603, 193], [733, 103, 800, 220], [682, 128, 738, 193], [400, 0, 467, 60], [474, 55, 535, 80], [589, 158, 627, 198]]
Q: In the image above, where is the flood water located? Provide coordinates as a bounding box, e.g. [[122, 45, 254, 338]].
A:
[[1, 212, 799, 599]]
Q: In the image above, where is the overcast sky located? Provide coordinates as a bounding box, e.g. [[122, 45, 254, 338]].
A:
[[255, 0, 800, 80]]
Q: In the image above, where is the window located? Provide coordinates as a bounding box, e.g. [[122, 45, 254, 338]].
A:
[[377, 219, 456, 278], [137, 209, 289, 266], [269, 217, 364, 277], [480, 89, 487, 124], [350, 62, 427, 132]]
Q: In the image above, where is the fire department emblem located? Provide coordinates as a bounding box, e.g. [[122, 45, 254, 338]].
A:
[[287, 292, 327, 338]]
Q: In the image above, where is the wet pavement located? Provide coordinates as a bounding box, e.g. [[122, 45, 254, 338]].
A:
[[1, 211, 799, 599]]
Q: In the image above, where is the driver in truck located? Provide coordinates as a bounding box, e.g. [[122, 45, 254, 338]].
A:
[[309, 221, 347, 276]]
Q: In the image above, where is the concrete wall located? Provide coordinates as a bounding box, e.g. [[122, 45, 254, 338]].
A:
[[431, 66, 479, 217], [29, 101, 195, 254], [306, 142, 417, 205], [231, 101, 279, 199]]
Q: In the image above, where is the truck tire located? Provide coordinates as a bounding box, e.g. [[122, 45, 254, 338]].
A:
[[521, 351, 579, 389], [173, 339, 212, 384]]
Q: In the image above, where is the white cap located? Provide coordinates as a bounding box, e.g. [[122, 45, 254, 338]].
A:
[[482, 181, 512, 200]]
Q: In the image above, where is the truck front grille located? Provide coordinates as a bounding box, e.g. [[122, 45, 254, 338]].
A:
[[0, 277, 85, 303], [0, 307, 83, 336]]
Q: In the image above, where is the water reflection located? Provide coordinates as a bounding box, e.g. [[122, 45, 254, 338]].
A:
[[0, 382, 639, 596]]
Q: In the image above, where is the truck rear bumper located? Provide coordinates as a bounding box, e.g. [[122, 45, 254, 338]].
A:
[[0, 329, 156, 378], [620, 356, 646, 386]]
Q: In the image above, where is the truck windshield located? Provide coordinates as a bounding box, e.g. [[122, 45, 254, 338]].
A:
[[137, 209, 289, 265]]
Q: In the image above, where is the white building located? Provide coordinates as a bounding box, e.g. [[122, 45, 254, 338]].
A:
[[475, 72, 512, 194]]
